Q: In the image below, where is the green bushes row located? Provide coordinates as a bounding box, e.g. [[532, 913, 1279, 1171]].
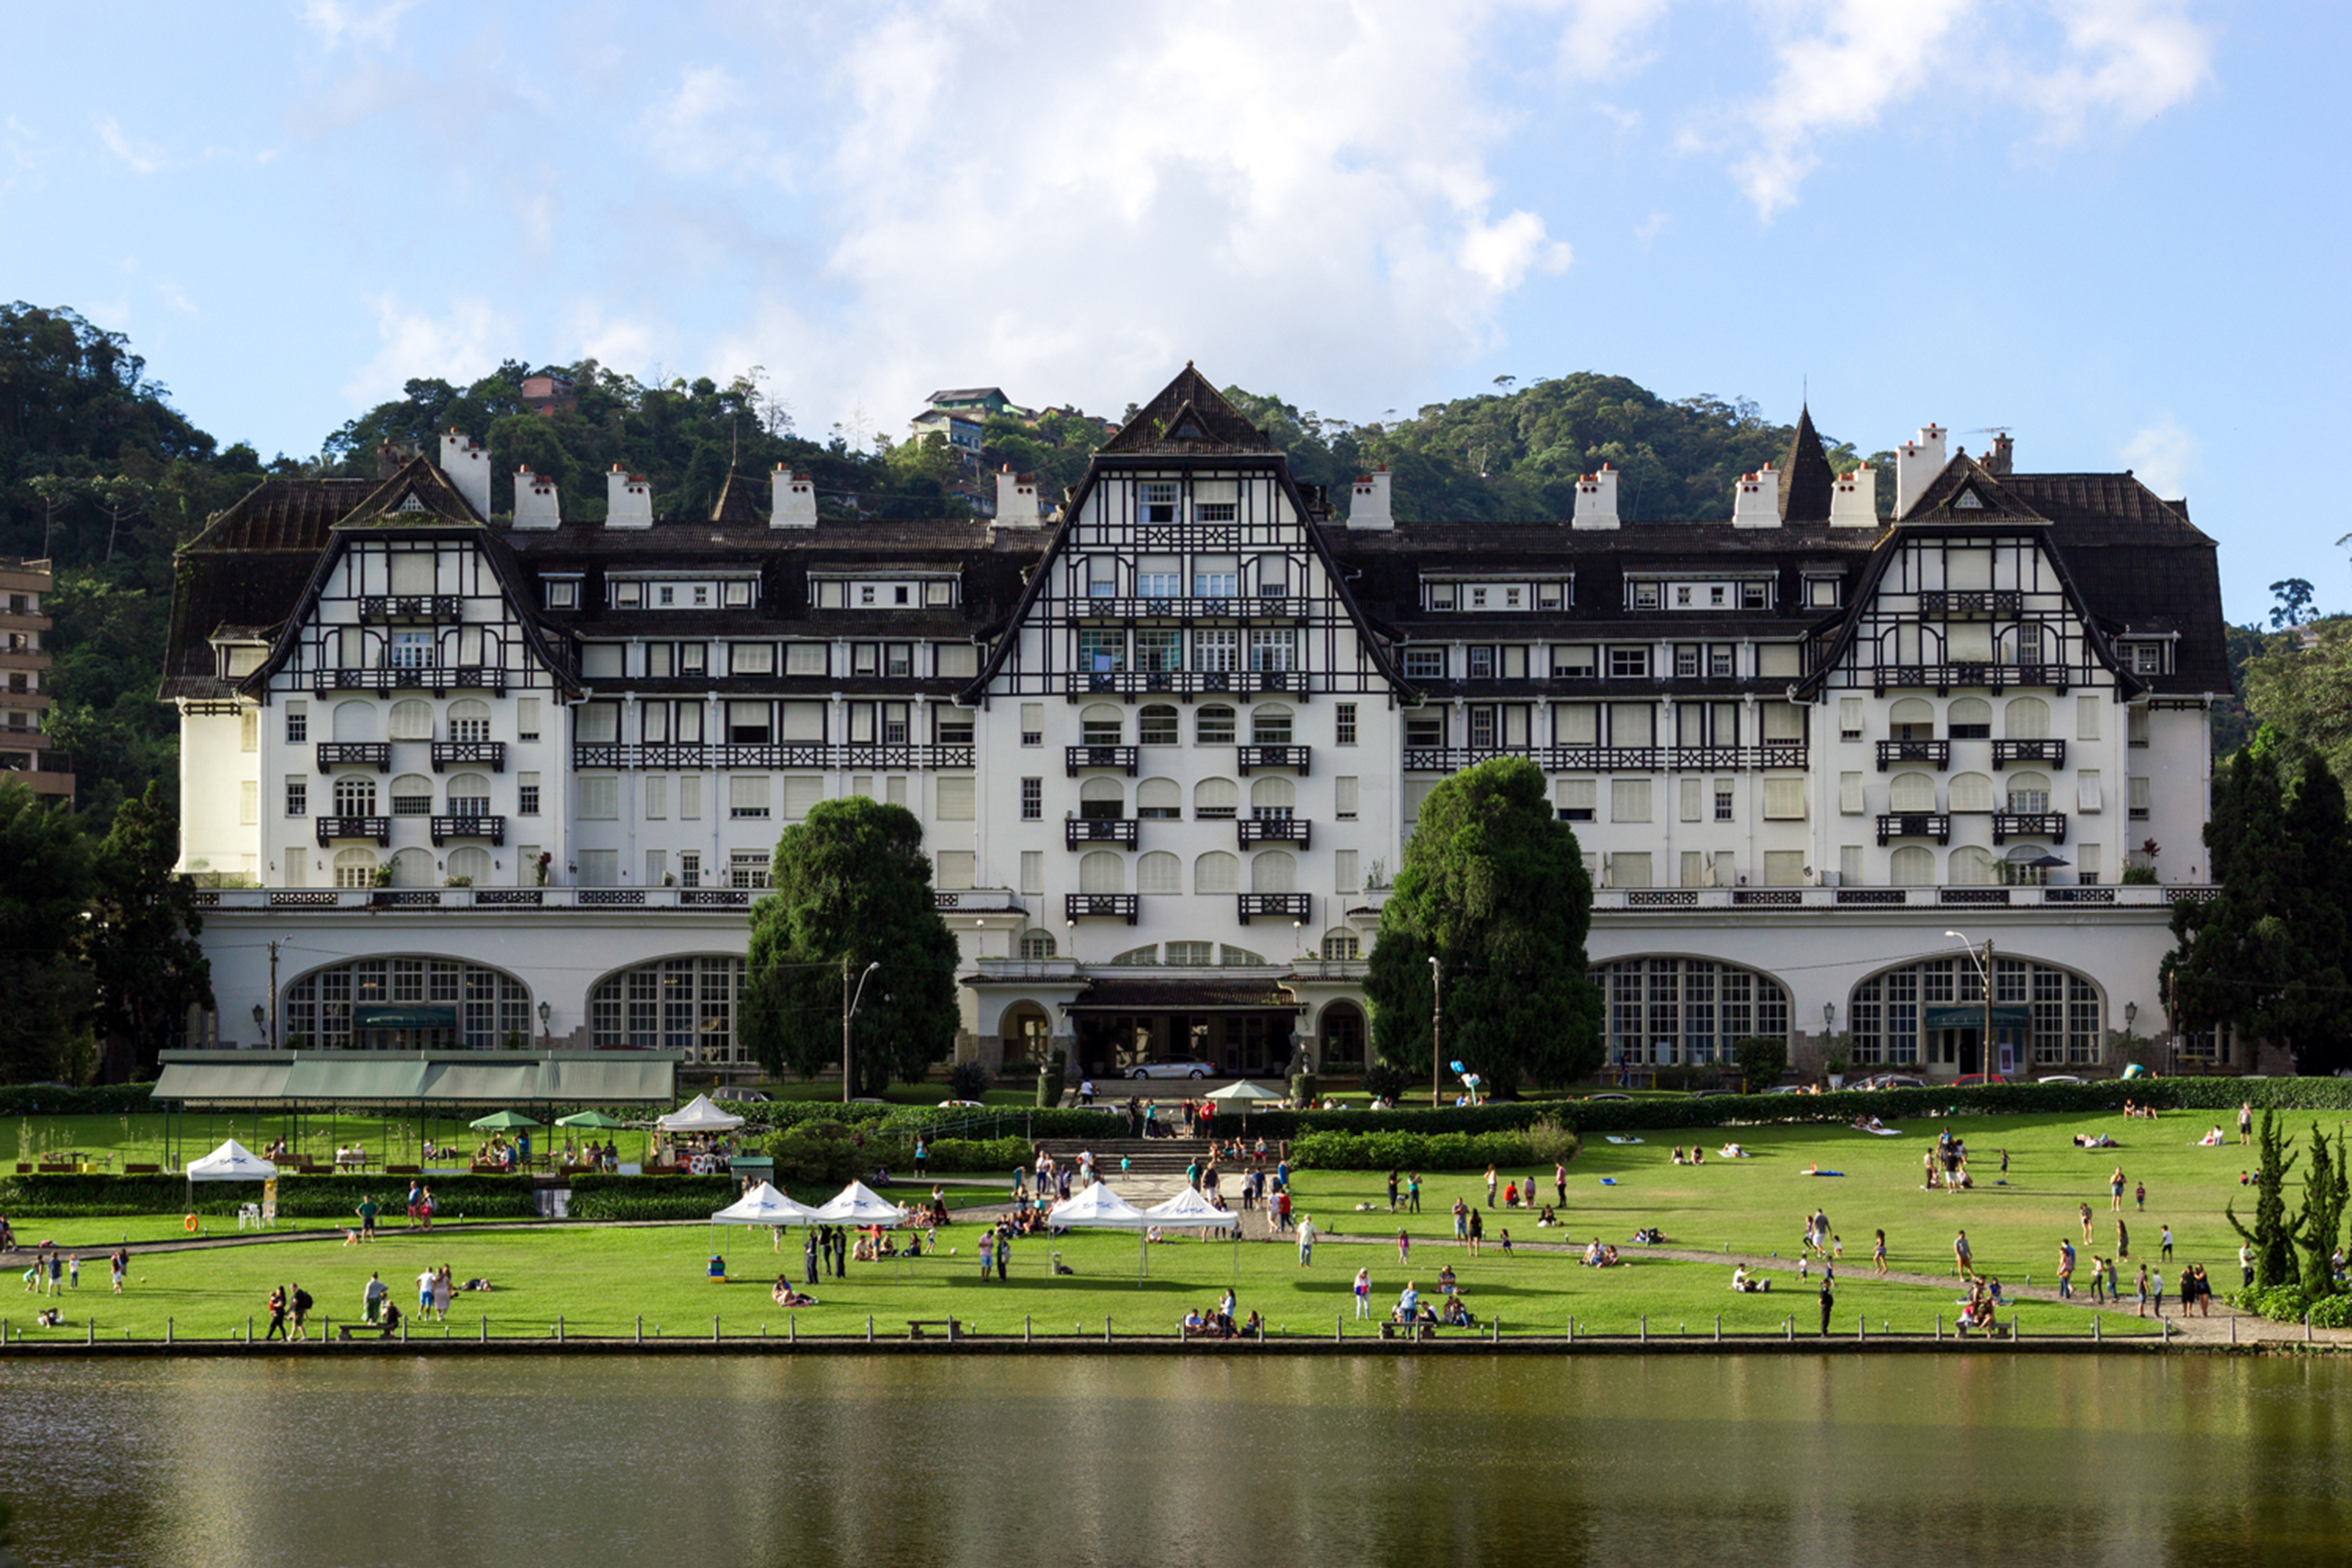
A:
[[0, 1084, 156, 1117], [1291, 1124, 1578, 1173], [566, 1174, 736, 1223], [2230, 1285, 2352, 1328], [0, 1172, 538, 1220]]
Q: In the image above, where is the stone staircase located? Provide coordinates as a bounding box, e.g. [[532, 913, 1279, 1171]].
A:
[[1034, 1137, 1217, 1203]]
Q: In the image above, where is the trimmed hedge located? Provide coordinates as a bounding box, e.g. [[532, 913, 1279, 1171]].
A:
[[566, 1173, 736, 1223], [2230, 1285, 2352, 1328], [1291, 1128, 1579, 1172], [0, 1171, 537, 1220], [0, 1084, 156, 1117]]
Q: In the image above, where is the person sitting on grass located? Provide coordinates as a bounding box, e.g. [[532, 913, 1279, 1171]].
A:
[[1537, 1206, 1558, 1228], [1732, 1264, 1771, 1293], [772, 1276, 819, 1308], [1442, 1294, 1477, 1328], [1437, 1264, 1459, 1295], [1671, 1147, 1686, 1165], [1182, 1307, 1207, 1337]]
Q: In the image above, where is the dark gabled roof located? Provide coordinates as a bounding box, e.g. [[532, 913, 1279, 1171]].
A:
[[708, 466, 761, 526], [181, 478, 372, 554], [1901, 455, 2045, 522], [926, 386, 1009, 405], [1778, 406, 1837, 523], [163, 477, 376, 700], [2000, 473, 2201, 532], [332, 455, 487, 528], [1097, 365, 1274, 456]]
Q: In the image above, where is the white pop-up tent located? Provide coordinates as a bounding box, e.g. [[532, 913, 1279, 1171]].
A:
[[1042, 1181, 1152, 1229], [711, 1181, 818, 1227], [656, 1094, 745, 1133], [186, 1139, 277, 1181], [808, 1180, 908, 1225]]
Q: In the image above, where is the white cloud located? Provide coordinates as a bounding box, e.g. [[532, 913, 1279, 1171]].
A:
[[97, 117, 165, 175], [155, 282, 198, 317], [298, 0, 421, 51], [641, 67, 793, 185], [2012, 0, 2214, 144], [2, 115, 52, 197], [720, 1, 1576, 430], [1555, 0, 1671, 79], [2121, 416, 2195, 498], [344, 294, 508, 406]]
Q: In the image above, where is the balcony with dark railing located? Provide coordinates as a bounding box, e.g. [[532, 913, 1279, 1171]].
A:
[[1065, 745, 1139, 777], [430, 814, 506, 846], [1916, 590, 2022, 616], [315, 815, 391, 846], [431, 740, 506, 773], [1876, 813, 1952, 845], [1992, 739, 2066, 770], [315, 743, 390, 773], [1059, 669, 1295, 698], [1237, 745, 1310, 776], [1238, 893, 1311, 924], [1992, 811, 2067, 844], [1238, 816, 1311, 848], [1077, 595, 1306, 621], [570, 742, 975, 771], [1876, 739, 1950, 771], [356, 594, 463, 623], [313, 665, 506, 696], [1871, 662, 2068, 696], [1064, 893, 1139, 924], [1065, 817, 1139, 849]]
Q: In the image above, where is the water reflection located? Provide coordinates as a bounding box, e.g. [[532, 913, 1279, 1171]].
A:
[[1, 1355, 2346, 1567]]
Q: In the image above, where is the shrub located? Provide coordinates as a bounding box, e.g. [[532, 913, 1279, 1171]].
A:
[[0, 1172, 537, 1220], [566, 1173, 736, 1223], [1733, 1035, 1787, 1089], [1290, 1128, 1578, 1172], [947, 1060, 994, 1101], [1361, 1061, 1409, 1102]]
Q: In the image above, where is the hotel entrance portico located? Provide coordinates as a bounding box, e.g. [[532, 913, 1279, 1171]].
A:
[[1066, 979, 1305, 1079]]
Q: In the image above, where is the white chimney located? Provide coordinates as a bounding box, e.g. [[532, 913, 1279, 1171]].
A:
[[439, 429, 491, 520], [993, 466, 1040, 528], [1571, 464, 1619, 530], [1830, 461, 1877, 528], [1896, 423, 1947, 519], [1732, 463, 1780, 529], [770, 465, 817, 528], [604, 465, 653, 530], [512, 466, 560, 531], [1346, 467, 1393, 530]]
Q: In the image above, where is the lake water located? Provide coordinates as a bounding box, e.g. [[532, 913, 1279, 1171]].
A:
[[2, 1354, 2346, 1566]]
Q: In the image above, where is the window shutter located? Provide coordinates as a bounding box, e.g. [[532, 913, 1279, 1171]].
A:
[[1610, 779, 1651, 822], [2077, 771, 2103, 812], [579, 776, 619, 818], [730, 775, 770, 816], [935, 851, 976, 890], [780, 776, 823, 818], [936, 776, 976, 819], [1839, 773, 1864, 815], [1763, 778, 1806, 819]]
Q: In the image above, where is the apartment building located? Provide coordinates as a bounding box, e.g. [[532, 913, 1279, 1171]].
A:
[[162, 368, 2245, 1077], [1, 558, 73, 803]]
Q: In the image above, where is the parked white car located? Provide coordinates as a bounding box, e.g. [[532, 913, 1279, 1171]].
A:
[[1126, 1059, 1214, 1079]]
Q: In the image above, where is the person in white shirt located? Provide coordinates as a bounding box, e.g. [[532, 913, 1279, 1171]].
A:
[[1296, 1216, 1316, 1266], [362, 1271, 387, 1324]]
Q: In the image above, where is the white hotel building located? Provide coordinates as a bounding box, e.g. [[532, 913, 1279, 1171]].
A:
[[163, 368, 2247, 1081]]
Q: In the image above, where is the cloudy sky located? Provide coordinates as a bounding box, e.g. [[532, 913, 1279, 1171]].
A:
[[0, 0, 2333, 618]]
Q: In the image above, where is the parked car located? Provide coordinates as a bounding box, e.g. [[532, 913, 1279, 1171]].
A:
[[1954, 1073, 2011, 1088], [1689, 1089, 1735, 1099], [937, 1099, 987, 1109], [1861, 1074, 1926, 1091], [1127, 1059, 1213, 1079], [2035, 1074, 2087, 1085], [1761, 1084, 1809, 1095], [711, 1087, 770, 1103], [1582, 1092, 1633, 1102]]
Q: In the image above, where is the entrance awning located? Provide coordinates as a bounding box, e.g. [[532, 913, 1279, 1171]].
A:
[[1064, 979, 1303, 1014], [1924, 1005, 2031, 1030]]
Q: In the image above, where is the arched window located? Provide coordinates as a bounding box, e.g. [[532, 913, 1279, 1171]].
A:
[[332, 700, 377, 742], [1110, 944, 1159, 966], [389, 774, 433, 816], [284, 954, 531, 1051], [1250, 850, 1296, 894], [1319, 928, 1359, 960], [332, 847, 378, 888], [388, 847, 435, 888], [1079, 850, 1124, 894], [1252, 704, 1293, 745], [2005, 844, 2052, 886], [445, 774, 491, 817], [1079, 778, 1124, 819], [447, 698, 491, 743], [1137, 851, 1181, 894], [2006, 771, 2051, 813], [1847, 954, 2101, 1069], [1196, 705, 1237, 745], [1889, 845, 1934, 885], [1194, 778, 1239, 819], [2000, 623, 2046, 666], [1949, 772, 1995, 812], [1947, 698, 1992, 740], [1080, 704, 1122, 746], [1019, 930, 1058, 961], [587, 956, 744, 1061], [1250, 777, 1295, 817], [1949, 845, 1997, 885], [1195, 851, 1240, 894], [334, 776, 377, 815], [446, 846, 491, 885], [1888, 773, 1937, 813], [1136, 778, 1182, 819], [388, 699, 434, 741], [1889, 698, 1935, 740], [2003, 697, 2050, 740], [1588, 957, 1790, 1067], [1137, 704, 1180, 746]]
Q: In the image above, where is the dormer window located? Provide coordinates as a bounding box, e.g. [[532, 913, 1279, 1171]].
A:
[[1140, 483, 1177, 525], [1711, 586, 1727, 606], [860, 586, 876, 605], [723, 581, 749, 607], [1742, 582, 1769, 609], [614, 581, 642, 608], [547, 582, 578, 609], [658, 586, 674, 605], [1470, 587, 1488, 609], [895, 585, 910, 605], [1633, 583, 1661, 609], [1675, 586, 1692, 607]]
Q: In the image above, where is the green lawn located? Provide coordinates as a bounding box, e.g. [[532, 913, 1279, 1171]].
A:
[[1, 1217, 2150, 1346]]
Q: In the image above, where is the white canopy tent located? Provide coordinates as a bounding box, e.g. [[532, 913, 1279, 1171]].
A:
[[186, 1139, 277, 1181], [711, 1182, 819, 1227], [808, 1180, 909, 1225], [1042, 1180, 1238, 1281], [1041, 1181, 1152, 1229], [1143, 1186, 1241, 1229], [656, 1094, 745, 1133], [1203, 1078, 1282, 1127]]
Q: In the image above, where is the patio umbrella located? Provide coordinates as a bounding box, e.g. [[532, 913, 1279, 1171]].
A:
[[555, 1110, 626, 1129], [470, 1110, 541, 1130], [1205, 1078, 1283, 1126]]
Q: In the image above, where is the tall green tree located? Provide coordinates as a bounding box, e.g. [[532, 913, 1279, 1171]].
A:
[[0, 781, 96, 1083], [1364, 757, 1603, 1096], [736, 798, 961, 1093], [81, 784, 213, 1080], [2229, 1110, 2297, 1291], [2293, 1124, 2351, 1298], [2242, 618, 2352, 798], [2165, 735, 2352, 1074]]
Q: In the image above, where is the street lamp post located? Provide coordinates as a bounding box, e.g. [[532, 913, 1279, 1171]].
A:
[[841, 958, 882, 1104], [1946, 930, 1994, 1075], [1428, 955, 1443, 1109]]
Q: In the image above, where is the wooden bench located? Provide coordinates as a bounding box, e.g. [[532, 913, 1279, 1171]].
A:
[[123, 1164, 161, 1176], [1379, 1321, 1442, 1341], [384, 1164, 420, 1177], [906, 1318, 962, 1341]]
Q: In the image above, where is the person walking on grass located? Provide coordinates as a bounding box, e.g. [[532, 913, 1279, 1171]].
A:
[[1396, 1229, 1412, 1266], [979, 1231, 995, 1280], [2134, 1262, 2149, 1317], [1485, 1165, 1498, 1209], [1387, 1169, 1400, 1212], [2239, 1100, 2253, 1146], [1954, 1230, 1973, 1280], [110, 1247, 126, 1295], [2058, 1238, 2076, 1299], [1453, 1198, 1469, 1243], [1555, 1160, 1567, 1209], [1467, 1208, 1484, 1257], [996, 1230, 1010, 1281], [1354, 1267, 1372, 1319], [2135, 1181, 2146, 1214], [1872, 1230, 1888, 1276], [2151, 1267, 2167, 1318], [355, 1194, 377, 1241], [2116, 1218, 2130, 1261], [1818, 1276, 1835, 1337], [2080, 1203, 2095, 1245], [1407, 1173, 1422, 1215], [2161, 1225, 2174, 1262], [2110, 1166, 2126, 1213], [1296, 1216, 1316, 1267]]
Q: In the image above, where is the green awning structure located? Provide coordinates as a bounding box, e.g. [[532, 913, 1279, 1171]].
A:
[[556, 1109, 627, 1129], [470, 1110, 542, 1130], [150, 1050, 679, 1109], [1923, 1005, 2032, 1030], [350, 1004, 459, 1030]]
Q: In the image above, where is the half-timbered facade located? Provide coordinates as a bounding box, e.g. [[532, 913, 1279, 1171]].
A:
[[163, 370, 2249, 1079]]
